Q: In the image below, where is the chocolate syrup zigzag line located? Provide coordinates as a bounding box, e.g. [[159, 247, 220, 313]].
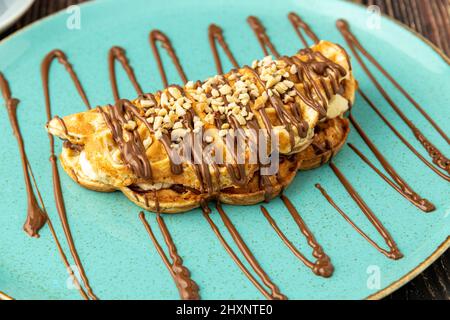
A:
[[0, 72, 47, 238], [42, 49, 98, 300], [336, 19, 450, 176], [326, 163, 403, 260], [139, 212, 200, 300]]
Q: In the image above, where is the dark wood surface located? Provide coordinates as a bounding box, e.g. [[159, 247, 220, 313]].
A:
[[0, 0, 448, 300]]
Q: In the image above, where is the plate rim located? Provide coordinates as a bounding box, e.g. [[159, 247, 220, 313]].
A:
[[0, 0, 448, 300], [0, 0, 35, 33]]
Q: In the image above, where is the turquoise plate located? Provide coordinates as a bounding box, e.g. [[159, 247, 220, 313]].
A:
[[0, 0, 449, 300]]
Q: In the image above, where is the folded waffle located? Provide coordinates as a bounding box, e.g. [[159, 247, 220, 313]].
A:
[[46, 40, 356, 213]]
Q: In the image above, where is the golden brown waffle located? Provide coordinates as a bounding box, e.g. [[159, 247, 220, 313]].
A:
[[46, 40, 356, 213], [298, 117, 350, 170]]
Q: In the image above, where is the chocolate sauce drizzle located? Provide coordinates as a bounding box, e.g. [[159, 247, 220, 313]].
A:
[[247, 16, 280, 58], [208, 24, 239, 74], [349, 114, 435, 212], [336, 19, 450, 177], [149, 30, 188, 88], [1, 72, 91, 299], [108, 46, 144, 101], [98, 101, 153, 180], [322, 163, 403, 260], [207, 19, 339, 281], [21, 148, 90, 299], [202, 202, 286, 300], [149, 28, 258, 193], [287, 12, 448, 192], [42, 49, 98, 300], [247, 16, 346, 118], [206, 27, 273, 192], [109, 45, 184, 176], [261, 195, 334, 277], [148, 31, 220, 185], [288, 12, 319, 47], [106, 48, 200, 299], [139, 212, 200, 300], [358, 89, 450, 182], [149, 18, 349, 199], [7, 12, 441, 299], [0, 72, 47, 237], [208, 19, 342, 190]]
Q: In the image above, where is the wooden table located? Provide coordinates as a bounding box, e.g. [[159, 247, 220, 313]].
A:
[[1, 0, 449, 300]]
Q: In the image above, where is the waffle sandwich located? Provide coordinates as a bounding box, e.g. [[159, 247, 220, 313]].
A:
[[46, 41, 356, 213]]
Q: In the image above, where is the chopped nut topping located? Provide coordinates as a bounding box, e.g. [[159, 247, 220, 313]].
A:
[[155, 130, 163, 140], [283, 80, 294, 88], [185, 81, 195, 89], [153, 116, 163, 130], [175, 104, 186, 117], [171, 128, 187, 141], [158, 108, 167, 116], [290, 64, 298, 74], [160, 92, 169, 107], [211, 88, 220, 98], [204, 113, 215, 124], [265, 76, 280, 89], [140, 99, 155, 107], [123, 120, 137, 131], [219, 84, 232, 96], [173, 121, 184, 129], [235, 114, 247, 126], [228, 73, 237, 81], [145, 108, 155, 117], [168, 87, 182, 99], [274, 82, 288, 94], [143, 136, 153, 149], [163, 115, 171, 124]]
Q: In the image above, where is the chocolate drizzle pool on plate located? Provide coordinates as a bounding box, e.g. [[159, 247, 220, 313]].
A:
[[247, 16, 280, 58], [208, 24, 239, 75], [288, 12, 320, 47]]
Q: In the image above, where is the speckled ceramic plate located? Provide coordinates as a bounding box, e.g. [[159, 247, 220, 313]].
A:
[[0, 0, 449, 300]]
